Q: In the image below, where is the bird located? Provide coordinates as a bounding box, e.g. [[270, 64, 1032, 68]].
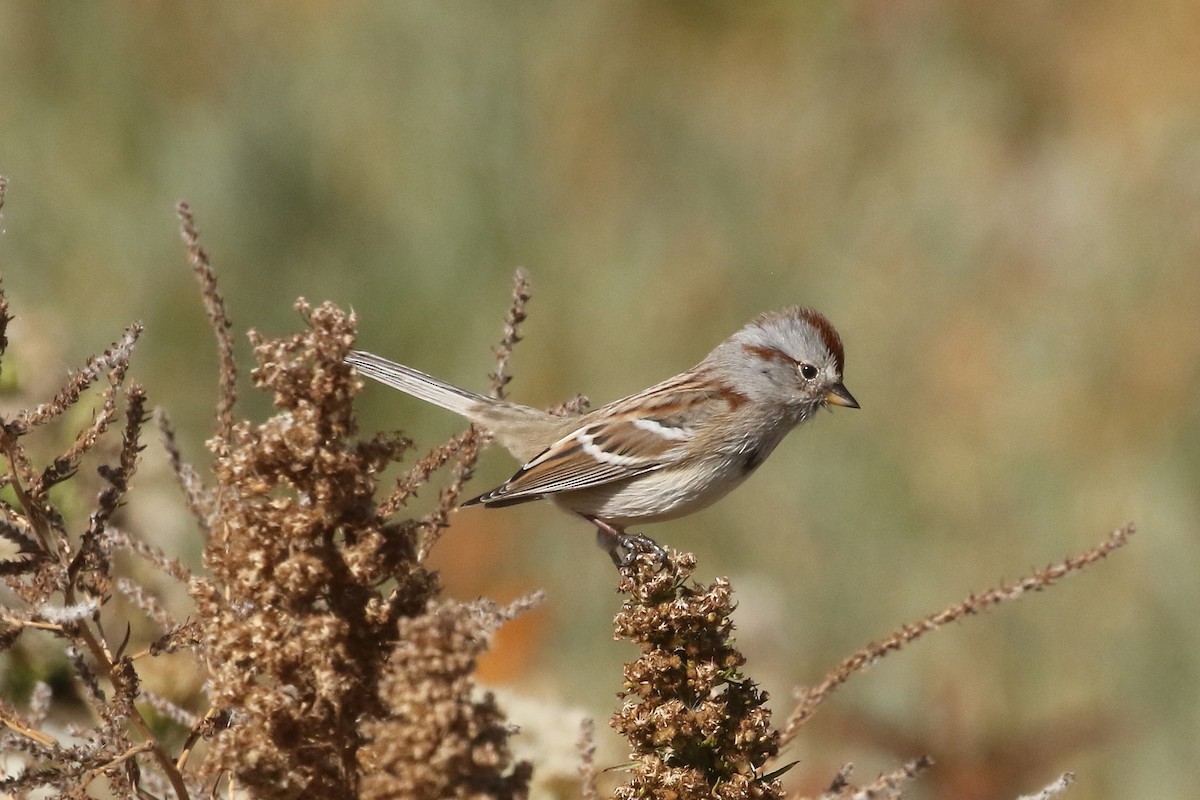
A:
[[346, 306, 858, 564]]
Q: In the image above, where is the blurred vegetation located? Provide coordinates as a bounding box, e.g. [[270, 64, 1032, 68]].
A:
[[1, 3, 1197, 798]]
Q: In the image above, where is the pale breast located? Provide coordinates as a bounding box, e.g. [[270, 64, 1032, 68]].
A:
[[550, 453, 756, 527]]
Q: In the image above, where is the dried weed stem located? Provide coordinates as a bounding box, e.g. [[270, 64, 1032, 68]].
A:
[[0, 197, 540, 799], [0, 278, 190, 797], [780, 522, 1136, 746]]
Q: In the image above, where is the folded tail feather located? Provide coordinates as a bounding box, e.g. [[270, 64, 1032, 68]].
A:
[[345, 349, 489, 419]]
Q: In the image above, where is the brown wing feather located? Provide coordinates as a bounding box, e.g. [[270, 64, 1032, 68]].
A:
[[463, 420, 672, 506], [463, 370, 744, 507]]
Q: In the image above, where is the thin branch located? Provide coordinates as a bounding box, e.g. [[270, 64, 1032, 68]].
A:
[[175, 707, 227, 772], [156, 409, 214, 535], [1017, 772, 1076, 800], [378, 429, 474, 518], [416, 427, 481, 559], [82, 739, 156, 785], [0, 705, 58, 747], [104, 526, 193, 584], [0, 617, 64, 632], [114, 578, 177, 630], [15, 324, 141, 435], [489, 268, 532, 400], [66, 385, 147, 601], [1, 446, 55, 555], [848, 757, 932, 800], [61, 527, 192, 800], [780, 523, 1136, 747], [176, 201, 237, 443], [140, 691, 199, 729]]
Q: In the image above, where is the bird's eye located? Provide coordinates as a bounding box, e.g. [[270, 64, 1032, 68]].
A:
[[799, 363, 818, 380]]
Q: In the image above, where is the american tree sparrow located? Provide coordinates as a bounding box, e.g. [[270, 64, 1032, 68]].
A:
[[347, 307, 857, 563]]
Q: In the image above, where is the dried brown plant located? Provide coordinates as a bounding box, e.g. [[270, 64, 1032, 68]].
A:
[[780, 523, 1136, 747], [0, 281, 191, 796], [0, 180, 1136, 800], [610, 550, 783, 800], [778, 525, 1134, 800], [175, 205, 536, 798], [0, 193, 537, 799], [601, 514, 1134, 799]]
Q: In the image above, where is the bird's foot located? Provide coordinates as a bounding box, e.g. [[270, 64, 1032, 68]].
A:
[[609, 532, 668, 568], [585, 515, 667, 568]]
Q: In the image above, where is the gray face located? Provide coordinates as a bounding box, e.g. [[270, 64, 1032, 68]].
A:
[[705, 307, 850, 411]]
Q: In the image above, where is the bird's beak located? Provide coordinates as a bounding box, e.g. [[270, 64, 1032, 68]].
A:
[[824, 382, 860, 409]]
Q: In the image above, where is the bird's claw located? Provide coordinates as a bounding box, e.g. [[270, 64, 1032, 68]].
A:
[[598, 529, 668, 569]]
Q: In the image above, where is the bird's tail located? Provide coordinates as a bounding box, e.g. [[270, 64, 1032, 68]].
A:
[[345, 349, 491, 420]]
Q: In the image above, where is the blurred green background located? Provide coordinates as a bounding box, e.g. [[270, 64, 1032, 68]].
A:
[[2, 3, 1199, 798]]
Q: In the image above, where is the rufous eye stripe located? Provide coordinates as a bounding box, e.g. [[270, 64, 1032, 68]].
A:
[[742, 343, 796, 366], [744, 307, 846, 373]]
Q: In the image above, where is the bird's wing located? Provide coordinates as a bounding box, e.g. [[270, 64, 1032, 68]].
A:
[[463, 372, 746, 507], [463, 417, 682, 507]]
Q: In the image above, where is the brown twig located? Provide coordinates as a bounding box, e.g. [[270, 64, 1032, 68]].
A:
[[176, 202, 237, 443], [0, 616, 66, 632], [779, 523, 1136, 748], [489, 268, 532, 400], [176, 707, 227, 772], [415, 427, 480, 558], [0, 707, 58, 747], [1016, 772, 1076, 800], [48, 392, 193, 800], [62, 574, 191, 799], [14, 324, 141, 435], [83, 740, 157, 786], [848, 757, 932, 800], [155, 410, 214, 536], [378, 430, 469, 519]]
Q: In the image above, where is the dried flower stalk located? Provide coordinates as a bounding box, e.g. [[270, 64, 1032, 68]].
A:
[[779, 522, 1136, 746], [0, 270, 190, 797], [610, 550, 783, 799]]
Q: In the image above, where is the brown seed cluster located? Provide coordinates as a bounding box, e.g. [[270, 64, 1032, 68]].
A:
[[0, 268, 194, 797], [611, 551, 783, 800], [0, 192, 538, 798], [189, 298, 533, 797], [359, 597, 537, 799]]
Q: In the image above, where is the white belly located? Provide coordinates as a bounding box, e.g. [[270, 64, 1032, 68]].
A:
[[551, 450, 766, 527]]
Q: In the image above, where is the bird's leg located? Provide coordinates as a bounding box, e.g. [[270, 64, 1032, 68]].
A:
[[582, 514, 667, 568]]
